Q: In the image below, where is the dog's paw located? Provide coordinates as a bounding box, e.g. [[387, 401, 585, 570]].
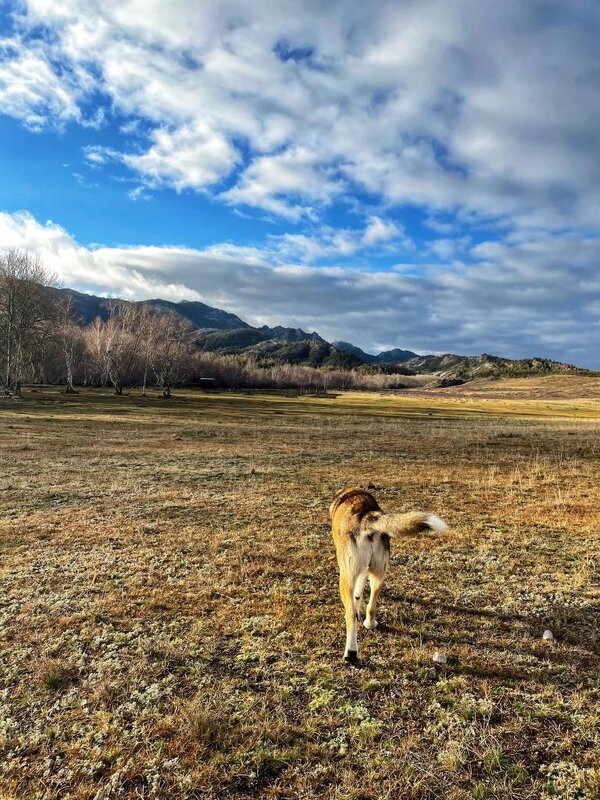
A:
[[363, 619, 378, 631], [344, 650, 359, 666]]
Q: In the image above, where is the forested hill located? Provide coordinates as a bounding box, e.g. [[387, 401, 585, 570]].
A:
[[54, 287, 593, 380]]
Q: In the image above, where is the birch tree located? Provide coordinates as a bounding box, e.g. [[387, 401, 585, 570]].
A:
[[101, 301, 141, 395], [0, 250, 57, 396], [148, 311, 193, 398], [56, 295, 84, 393]]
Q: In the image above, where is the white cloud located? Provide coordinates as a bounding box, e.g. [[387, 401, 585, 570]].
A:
[[220, 147, 343, 220], [202, 217, 412, 264], [362, 216, 402, 246], [0, 37, 82, 129], [428, 236, 471, 260], [123, 123, 239, 191], [2, 211, 600, 367], [271, 217, 413, 262], [1, 1, 599, 228], [0, 211, 203, 302]]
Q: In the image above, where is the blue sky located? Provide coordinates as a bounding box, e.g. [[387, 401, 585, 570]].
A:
[[1, 0, 599, 365]]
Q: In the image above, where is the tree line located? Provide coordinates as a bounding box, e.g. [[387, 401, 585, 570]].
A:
[[0, 249, 416, 397]]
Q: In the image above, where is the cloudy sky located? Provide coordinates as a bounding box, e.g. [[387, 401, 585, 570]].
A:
[[1, 1, 599, 365]]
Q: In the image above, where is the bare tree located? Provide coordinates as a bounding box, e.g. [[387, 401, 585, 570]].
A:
[[0, 249, 57, 396], [56, 295, 84, 393], [148, 311, 194, 398], [137, 304, 157, 395], [0, 261, 421, 395], [101, 301, 141, 395], [83, 316, 109, 386]]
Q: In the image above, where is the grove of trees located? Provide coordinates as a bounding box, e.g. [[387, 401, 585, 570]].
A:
[[1, 249, 415, 397], [0, 250, 58, 396]]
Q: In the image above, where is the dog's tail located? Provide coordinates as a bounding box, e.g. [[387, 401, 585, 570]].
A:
[[368, 511, 448, 537]]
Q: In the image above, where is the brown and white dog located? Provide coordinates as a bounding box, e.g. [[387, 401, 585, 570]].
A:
[[330, 487, 447, 664]]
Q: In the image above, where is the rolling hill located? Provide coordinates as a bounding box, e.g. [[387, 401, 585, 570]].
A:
[[55, 287, 595, 381]]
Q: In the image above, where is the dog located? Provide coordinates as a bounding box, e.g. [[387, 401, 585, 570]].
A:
[[330, 486, 447, 664]]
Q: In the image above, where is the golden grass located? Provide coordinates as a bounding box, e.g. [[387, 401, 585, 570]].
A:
[[1, 385, 599, 799], [421, 374, 600, 403]]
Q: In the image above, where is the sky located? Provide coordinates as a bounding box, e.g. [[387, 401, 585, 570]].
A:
[[0, 0, 599, 365]]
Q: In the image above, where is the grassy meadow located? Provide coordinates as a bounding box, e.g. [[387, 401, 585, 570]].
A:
[[1, 383, 599, 799]]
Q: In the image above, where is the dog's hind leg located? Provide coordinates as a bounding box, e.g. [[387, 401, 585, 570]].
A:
[[340, 576, 359, 664], [353, 571, 368, 619], [364, 572, 385, 631]]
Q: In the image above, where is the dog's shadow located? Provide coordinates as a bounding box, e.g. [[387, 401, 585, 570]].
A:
[[371, 593, 600, 682]]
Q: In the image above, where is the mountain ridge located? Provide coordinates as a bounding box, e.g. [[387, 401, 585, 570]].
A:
[[332, 340, 418, 363], [56, 287, 595, 381]]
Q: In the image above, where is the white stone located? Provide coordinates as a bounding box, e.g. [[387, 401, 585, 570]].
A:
[[432, 651, 447, 665], [542, 629, 555, 641]]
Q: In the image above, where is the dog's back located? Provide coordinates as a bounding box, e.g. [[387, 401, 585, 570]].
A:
[[330, 486, 380, 545]]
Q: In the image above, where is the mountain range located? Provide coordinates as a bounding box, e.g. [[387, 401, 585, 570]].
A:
[[60, 288, 594, 383]]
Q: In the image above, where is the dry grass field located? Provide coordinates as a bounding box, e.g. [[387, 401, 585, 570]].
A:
[[421, 376, 600, 403], [1, 383, 599, 800]]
